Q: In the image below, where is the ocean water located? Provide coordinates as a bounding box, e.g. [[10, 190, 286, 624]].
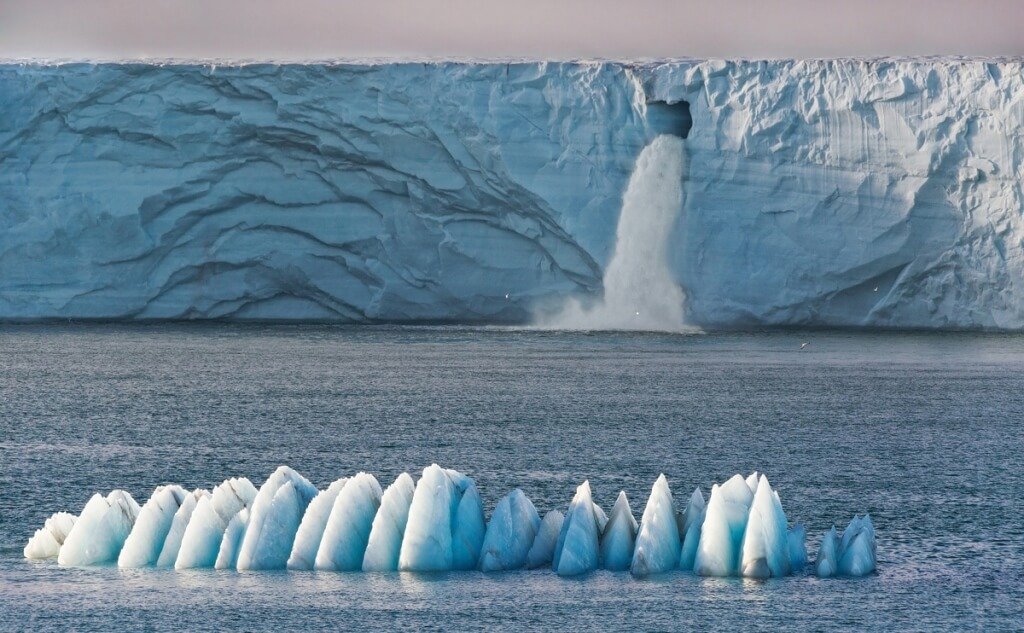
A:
[[1, 324, 1022, 631]]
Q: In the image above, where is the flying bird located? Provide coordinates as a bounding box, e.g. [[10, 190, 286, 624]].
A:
[[800, 342, 809, 350]]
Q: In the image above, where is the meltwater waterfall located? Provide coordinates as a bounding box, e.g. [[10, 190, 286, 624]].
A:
[[541, 134, 689, 331]]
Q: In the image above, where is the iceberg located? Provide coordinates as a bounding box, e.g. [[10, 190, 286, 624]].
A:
[[837, 515, 877, 577], [788, 524, 808, 571], [600, 491, 637, 571], [314, 473, 383, 571], [552, 481, 600, 577], [176, 478, 257, 569], [815, 526, 840, 578], [739, 476, 791, 579], [525, 510, 564, 570], [58, 490, 140, 566], [631, 475, 681, 577], [215, 508, 249, 570], [287, 478, 347, 571], [400, 465, 455, 571], [678, 487, 705, 572], [694, 475, 754, 577], [399, 465, 483, 572], [362, 473, 415, 572], [478, 489, 541, 572], [24, 512, 77, 560], [236, 466, 318, 571], [26, 466, 871, 579], [118, 485, 188, 568], [156, 489, 208, 568], [816, 515, 877, 578], [451, 478, 486, 571]]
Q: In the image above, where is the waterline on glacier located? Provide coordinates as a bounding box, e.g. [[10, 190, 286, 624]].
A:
[[536, 135, 695, 333]]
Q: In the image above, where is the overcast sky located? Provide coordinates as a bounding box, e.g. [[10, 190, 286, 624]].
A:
[[2, 0, 1022, 60]]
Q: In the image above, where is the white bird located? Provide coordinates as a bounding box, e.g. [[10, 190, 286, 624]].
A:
[[800, 342, 809, 350], [504, 293, 509, 300], [873, 286, 879, 292]]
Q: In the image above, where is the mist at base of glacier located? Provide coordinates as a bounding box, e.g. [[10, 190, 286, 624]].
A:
[[2, 59, 1023, 329]]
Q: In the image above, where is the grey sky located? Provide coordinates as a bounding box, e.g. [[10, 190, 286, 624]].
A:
[[1, 0, 1022, 60]]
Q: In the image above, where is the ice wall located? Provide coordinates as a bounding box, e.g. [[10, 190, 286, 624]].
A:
[[2, 60, 1022, 329]]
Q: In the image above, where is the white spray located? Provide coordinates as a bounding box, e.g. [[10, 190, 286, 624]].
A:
[[540, 134, 690, 332]]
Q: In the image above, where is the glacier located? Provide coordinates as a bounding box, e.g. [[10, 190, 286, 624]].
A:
[[1, 59, 1022, 329], [26, 465, 868, 579]]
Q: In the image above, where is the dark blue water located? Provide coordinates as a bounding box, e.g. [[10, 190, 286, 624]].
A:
[[1, 325, 1022, 631]]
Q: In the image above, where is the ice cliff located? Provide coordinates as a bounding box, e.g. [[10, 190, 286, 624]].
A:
[[1, 59, 1022, 328]]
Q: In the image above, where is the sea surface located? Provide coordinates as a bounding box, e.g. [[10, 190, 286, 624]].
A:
[[1, 324, 1022, 632]]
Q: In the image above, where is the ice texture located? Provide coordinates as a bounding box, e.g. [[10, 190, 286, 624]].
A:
[[176, 477, 257, 569], [156, 489, 208, 568], [118, 485, 187, 568], [631, 475, 681, 577], [478, 489, 541, 572], [314, 473, 382, 571], [287, 478, 347, 571], [236, 466, 317, 571], [552, 481, 600, 576], [362, 473, 415, 571], [600, 491, 637, 571], [525, 510, 564, 569], [24, 512, 77, 560], [4, 60, 1021, 329], [58, 490, 140, 566]]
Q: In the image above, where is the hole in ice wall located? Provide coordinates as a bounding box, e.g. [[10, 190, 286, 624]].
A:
[[646, 100, 692, 139]]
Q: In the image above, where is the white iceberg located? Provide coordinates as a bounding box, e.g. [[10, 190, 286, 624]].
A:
[[118, 485, 187, 568], [156, 489, 208, 568], [58, 490, 140, 566], [287, 478, 347, 571], [176, 478, 257, 569], [478, 489, 541, 572], [315, 473, 383, 571], [215, 508, 249, 570], [237, 466, 318, 571], [600, 491, 637, 571], [400, 465, 454, 571], [552, 481, 600, 577], [399, 465, 483, 572], [739, 476, 791, 578], [24, 512, 77, 560], [525, 510, 564, 569], [362, 473, 415, 571], [631, 475, 681, 577], [694, 475, 754, 577]]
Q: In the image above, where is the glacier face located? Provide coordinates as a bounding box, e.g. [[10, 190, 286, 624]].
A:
[[1, 60, 1022, 328]]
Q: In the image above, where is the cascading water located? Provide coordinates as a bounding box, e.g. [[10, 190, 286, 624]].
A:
[[539, 134, 691, 332]]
